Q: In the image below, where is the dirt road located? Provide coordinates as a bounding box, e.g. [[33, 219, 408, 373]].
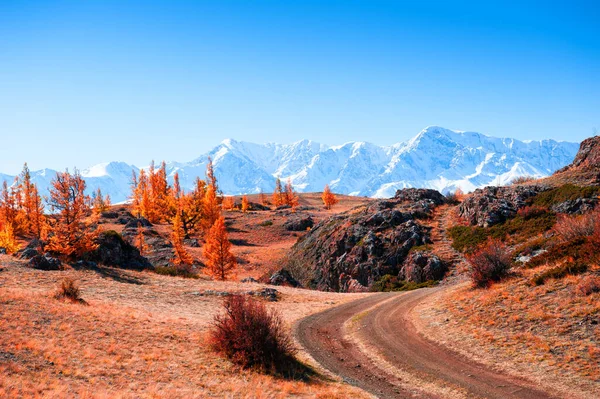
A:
[[295, 287, 554, 399]]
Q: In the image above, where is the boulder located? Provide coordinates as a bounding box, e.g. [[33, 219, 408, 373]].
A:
[[399, 251, 446, 283], [284, 216, 314, 231], [269, 269, 301, 287], [28, 254, 62, 271], [248, 288, 279, 302], [87, 230, 152, 270], [19, 248, 40, 260]]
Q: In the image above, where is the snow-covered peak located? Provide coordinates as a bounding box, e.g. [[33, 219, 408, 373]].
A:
[[0, 127, 581, 202]]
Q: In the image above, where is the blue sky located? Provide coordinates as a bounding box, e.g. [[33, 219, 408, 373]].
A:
[[0, 0, 598, 174]]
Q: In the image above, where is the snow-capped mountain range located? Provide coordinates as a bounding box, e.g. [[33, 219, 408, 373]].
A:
[[0, 126, 580, 203]]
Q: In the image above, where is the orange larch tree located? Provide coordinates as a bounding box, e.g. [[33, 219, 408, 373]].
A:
[[202, 184, 220, 232], [135, 222, 148, 256], [206, 156, 218, 193], [203, 216, 236, 280], [171, 211, 194, 268], [321, 184, 339, 210], [0, 222, 19, 254], [258, 190, 267, 206], [221, 196, 235, 211], [92, 187, 111, 214], [149, 161, 171, 222], [272, 178, 284, 207], [241, 195, 249, 213], [178, 177, 206, 238], [284, 179, 299, 211], [46, 169, 98, 259]]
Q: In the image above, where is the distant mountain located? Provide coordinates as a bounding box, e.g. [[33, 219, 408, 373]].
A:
[[0, 126, 580, 203]]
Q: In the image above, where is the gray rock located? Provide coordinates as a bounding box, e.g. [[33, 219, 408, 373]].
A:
[[28, 254, 62, 271], [269, 269, 301, 287], [400, 251, 447, 283], [284, 216, 314, 231]]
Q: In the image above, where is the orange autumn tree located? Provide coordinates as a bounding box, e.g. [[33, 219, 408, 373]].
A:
[[272, 178, 284, 207], [92, 187, 111, 214], [0, 222, 19, 254], [46, 169, 98, 259], [0, 180, 21, 235], [135, 222, 148, 256], [322, 184, 339, 210], [171, 212, 194, 268], [221, 196, 235, 211], [284, 179, 299, 211], [206, 156, 218, 193], [258, 190, 267, 206], [178, 177, 207, 238], [150, 161, 171, 221], [241, 195, 249, 213], [203, 216, 236, 280], [202, 184, 220, 232]]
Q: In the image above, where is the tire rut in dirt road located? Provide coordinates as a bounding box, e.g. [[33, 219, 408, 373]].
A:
[[358, 287, 554, 399], [297, 288, 555, 399], [295, 293, 437, 398]]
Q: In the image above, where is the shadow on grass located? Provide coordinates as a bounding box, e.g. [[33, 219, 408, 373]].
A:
[[229, 238, 257, 247], [71, 262, 146, 285]]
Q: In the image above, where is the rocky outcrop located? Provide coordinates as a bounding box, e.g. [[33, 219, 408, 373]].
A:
[[284, 216, 314, 231], [552, 135, 600, 185], [551, 198, 599, 215], [286, 189, 443, 292], [399, 251, 446, 283], [459, 185, 547, 227], [28, 254, 62, 271], [269, 269, 301, 287], [87, 230, 152, 270]]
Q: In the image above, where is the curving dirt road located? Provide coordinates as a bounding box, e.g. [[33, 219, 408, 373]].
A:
[[295, 287, 555, 399]]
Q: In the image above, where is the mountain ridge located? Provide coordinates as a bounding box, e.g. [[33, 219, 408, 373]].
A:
[[0, 126, 580, 203]]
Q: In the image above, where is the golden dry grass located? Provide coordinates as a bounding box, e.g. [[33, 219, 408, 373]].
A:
[[0, 256, 370, 398], [416, 264, 600, 398]]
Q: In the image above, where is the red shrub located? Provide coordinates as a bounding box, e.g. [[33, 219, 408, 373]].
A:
[[517, 205, 548, 220], [554, 211, 597, 242], [466, 238, 513, 288], [210, 295, 296, 373]]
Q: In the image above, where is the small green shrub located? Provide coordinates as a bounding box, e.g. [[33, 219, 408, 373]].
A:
[[531, 184, 600, 207], [259, 220, 273, 227], [370, 275, 438, 292], [530, 262, 588, 286], [449, 210, 556, 253]]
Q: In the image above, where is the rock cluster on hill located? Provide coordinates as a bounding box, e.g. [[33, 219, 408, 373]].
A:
[[552, 135, 600, 185], [285, 188, 446, 292], [459, 185, 547, 227]]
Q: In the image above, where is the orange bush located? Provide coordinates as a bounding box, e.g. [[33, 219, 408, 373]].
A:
[[210, 295, 296, 373], [466, 238, 513, 288]]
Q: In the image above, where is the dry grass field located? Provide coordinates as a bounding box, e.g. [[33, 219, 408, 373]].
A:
[[0, 193, 373, 398], [0, 255, 371, 398]]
